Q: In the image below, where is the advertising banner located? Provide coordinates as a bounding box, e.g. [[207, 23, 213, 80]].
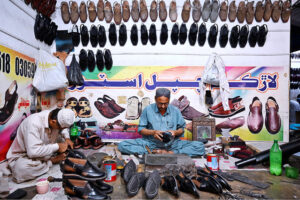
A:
[[0, 44, 36, 161], [67, 65, 287, 142]]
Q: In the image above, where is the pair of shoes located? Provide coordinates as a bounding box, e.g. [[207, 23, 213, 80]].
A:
[[247, 96, 281, 134], [65, 97, 92, 118], [248, 25, 268, 47], [0, 80, 18, 125], [208, 96, 245, 118], [79, 49, 113, 72], [95, 95, 125, 119], [202, 0, 220, 23], [171, 95, 207, 121], [34, 13, 57, 46], [125, 96, 151, 120], [74, 130, 104, 150], [236, 0, 254, 24]]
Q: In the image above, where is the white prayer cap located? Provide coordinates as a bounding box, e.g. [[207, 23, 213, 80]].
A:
[[57, 109, 75, 128]]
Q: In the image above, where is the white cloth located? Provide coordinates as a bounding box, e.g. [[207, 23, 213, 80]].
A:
[[6, 110, 69, 183]]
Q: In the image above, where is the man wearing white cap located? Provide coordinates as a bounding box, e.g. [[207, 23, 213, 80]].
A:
[[6, 108, 75, 183]]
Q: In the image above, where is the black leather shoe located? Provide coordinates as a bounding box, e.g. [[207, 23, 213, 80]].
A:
[[160, 23, 168, 45], [149, 24, 157, 45], [141, 24, 149, 45], [192, 175, 223, 195], [67, 149, 86, 159], [144, 170, 161, 199], [88, 50, 95, 72], [161, 175, 179, 197], [119, 24, 127, 46], [176, 172, 199, 198], [121, 160, 136, 183], [98, 25, 107, 47], [179, 23, 187, 44], [198, 22, 207, 46], [229, 25, 240, 48], [130, 24, 139, 45], [63, 179, 110, 199], [126, 172, 145, 196], [208, 24, 218, 48], [80, 24, 89, 46], [62, 157, 106, 181], [188, 23, 198, 46], [171, 23, 179, 45], [108, 23, 117, 46], [79, 49, 88, 71], [90, 25, 98, 47], [0, 80, 18, 125], [96, 50, 104, 71]]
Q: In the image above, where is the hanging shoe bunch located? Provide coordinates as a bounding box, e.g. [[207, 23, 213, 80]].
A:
[[79, 49, 113, 72], [61, 0, 290, 24], [34, 13, 58, 46], [24, 0, 56, 17]]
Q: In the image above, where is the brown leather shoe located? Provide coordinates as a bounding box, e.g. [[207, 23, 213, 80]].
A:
[[247, 97, 263, 134], [88, 0, 97, 22], [122, 0, 131, 22], [255, 1, 265, 22], [271, 0, 282, 22], [104, 0, 113, 23], [192, 0, 201, 22], [228, 0, 237, 22], [80, 1, 87, 23], [263, 0, 272, 22], [131, 0, 140, 22], [182, 0, 191, 23], [265, 97, 281, 134], [237, 1, 246, 23], [113, 2, 122, 25], [219, 0, 228, 22], [97, 0, 104, 21], [61, 1, 70, 24], [70, 1, 79, 24], [281, 0, 291, 23], [150, 0, 158, 22], [216, 116, 245, 132], [159, 0, 167, 22], [246, 1, 254, 24], [140, 0, 148, 22], [169, 0, 178, 22]]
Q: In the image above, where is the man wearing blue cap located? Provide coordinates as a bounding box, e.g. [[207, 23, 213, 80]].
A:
[[118, 88, 205, 156]]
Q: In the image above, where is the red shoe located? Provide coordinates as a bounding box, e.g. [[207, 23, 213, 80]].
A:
[[94, 98, 119, 119], [208, 96, 241, 112]]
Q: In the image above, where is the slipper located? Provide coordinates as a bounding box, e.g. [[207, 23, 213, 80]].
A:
[[255, 0, 264, 22], [131, 0, 140, 22], [113, 2, 122, 25], [219, 0, 228, 21], [228, 0, 237, 22], [103, 94, 125, 113], [88, 50, 95, 72], [188, 23, 198, 46], [140, 0, 148, 22], [171, 23, 179, 45], [141, 24, 149, 45], [169, 0, 178, 22], [119, 23, 127, 46], [98, 25, 107, 47], [80, 24, 89, 46], [229, 25, 240, 48], [237, 1, 246, 23], [61, 1, 70, 24], [88, 0, 97, 22], [246, 1, 254, 24], [202, 0, 211, 22], [126, 96, 140, 120], [159, 0, 167, 22], [141, 97, 151, 114], [208, 24, 218, 48], [66, 97, 78, 117], [79, 1, 87, 23], [104, 0, 113, 23], [131, 24, 139, 46], [94, 98, 119, 119], [79, 49, 88, 71], [182, 0, 191, 23], [96, 49, 104, 71], [90, 24, 98, 47], [149, 24, 157, 46], [210, 0, 220, 23], [263, 0, 273, 22], [104, 49, 113, 70], [192, 0, 202, 22], [109, 23, 117, 46], [150, 0, 158, 22], [271, 0, 282, 22], [219, 24, 229, 48], [281, 0, 290, 23], [179, 23, 188, 45], [122, 0, 131, 22], [257, 24, 268, 47], [198, 22, 207, 46], [78, 97, 93, 118], [70, 1, 79, 24], [97, 0, 105, 21], [160, 23, 168, 45], [171, 95, 190, 112], [71, 25, 80, 47], [239, 24, 249, 48], [248, 25, 259, 47]]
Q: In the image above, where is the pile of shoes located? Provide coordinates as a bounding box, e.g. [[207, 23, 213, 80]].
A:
[[171, 95, 207, 120], [25, 0, 56, 17], [61, 150, 112, 199], [74, 129, 104, 150], [208, 96, 245, 118], [79, 49, 113, 72], [122, 160, 161, 199], [34, 13, 57, 46], [94, 95, 125, 119]]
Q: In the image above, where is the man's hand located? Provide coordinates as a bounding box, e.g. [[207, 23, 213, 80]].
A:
[[50, 153, 66, 164], [65, 138, 74, 149], [58, 142, 68, 153], [167, 130, 177, 137], [153, 130, 164, 141]]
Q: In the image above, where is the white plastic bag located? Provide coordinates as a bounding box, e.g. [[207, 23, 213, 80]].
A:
[[33, 49, 68, 92]]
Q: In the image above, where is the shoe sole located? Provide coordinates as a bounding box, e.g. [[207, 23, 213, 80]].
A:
[[209, 107, 245, 118], [63, 173, 106, 181]]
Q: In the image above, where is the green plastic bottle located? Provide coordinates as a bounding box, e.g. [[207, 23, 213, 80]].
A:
[[70, 122, 78, 142], [270, 140, 282, 176]]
